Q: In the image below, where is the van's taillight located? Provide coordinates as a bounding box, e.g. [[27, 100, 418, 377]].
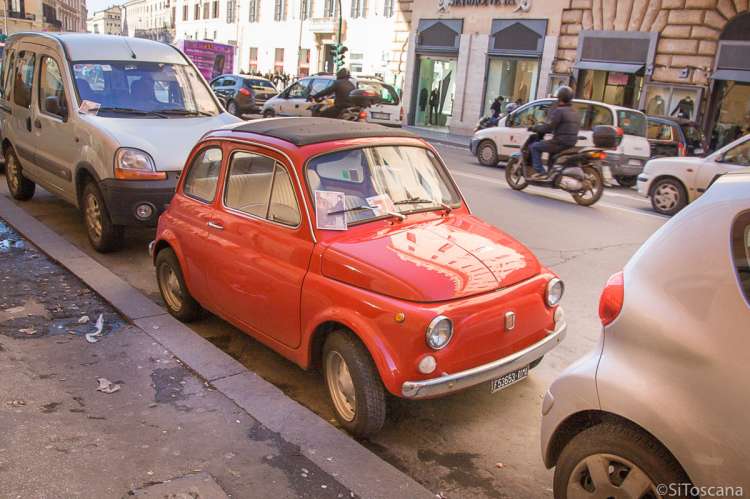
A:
[[359, 110, 368, 121], [678, 142, 686, 156], [239, 87, 251, 96], [598, 271, 624, 327]]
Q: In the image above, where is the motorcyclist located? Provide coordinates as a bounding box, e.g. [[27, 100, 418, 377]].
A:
[[528, 86, 579, 179], [310, 68, 356, 119]]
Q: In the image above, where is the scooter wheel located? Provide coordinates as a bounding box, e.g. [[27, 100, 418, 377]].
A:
[[505, 157, 528, 191], [572, 166, 604, 206]]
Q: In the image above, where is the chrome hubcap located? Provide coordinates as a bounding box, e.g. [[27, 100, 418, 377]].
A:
[[325, 350, 356, 422], [653, 183, 679, 211], [6, 155, 19, 192], [158, 263, 183, 312], [567, 453, 659, 499], [84, 192, 103, 241], [480, 145, 494, 163]]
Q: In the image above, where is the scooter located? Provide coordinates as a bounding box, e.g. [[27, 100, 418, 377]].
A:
[[308, 88, 381, 122], [504, 126, 619, 207]]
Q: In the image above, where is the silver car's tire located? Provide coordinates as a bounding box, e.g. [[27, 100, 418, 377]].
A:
[[323, 330, 386, 437], [82, 181, 124, 253], [477, 140, 499, 167], [263, 109, 276, 118], [554, 422, 694, 499], [650, 178, 687, 216]]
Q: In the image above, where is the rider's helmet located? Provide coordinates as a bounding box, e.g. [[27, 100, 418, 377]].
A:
[[556, 86, 574, 104], [337, 68, 350, 79]]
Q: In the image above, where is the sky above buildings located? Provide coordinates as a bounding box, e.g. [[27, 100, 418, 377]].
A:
[[87, 0, 116, 16]]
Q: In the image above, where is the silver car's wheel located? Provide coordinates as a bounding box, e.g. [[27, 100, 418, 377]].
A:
[[5, 148, 35, 200], [325, 350, 357, 422], [567, 454, 658, 499], [650, 178, 687, 216], [84, 191, 104, 242], [227, 100, 239, 116]]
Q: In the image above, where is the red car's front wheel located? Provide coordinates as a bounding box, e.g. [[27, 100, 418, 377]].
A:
[[323, 330, 386, 437]]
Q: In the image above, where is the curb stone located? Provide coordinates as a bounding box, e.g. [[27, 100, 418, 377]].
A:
[[0, 194, 435, 499]]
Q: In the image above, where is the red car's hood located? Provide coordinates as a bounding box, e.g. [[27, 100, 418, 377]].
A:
[[321, 214, 540, 302]]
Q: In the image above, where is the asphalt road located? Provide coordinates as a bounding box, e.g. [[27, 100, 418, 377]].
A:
[[0, 143, 667, 499]]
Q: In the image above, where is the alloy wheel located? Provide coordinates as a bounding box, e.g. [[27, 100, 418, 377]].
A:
[[567, 453, 659, 499], [325, 350, 357, 422], [6, 153, 19, 193], [653, 183, 680, 212], [158, 262, 184, 312], [84, 192, 103, 242]]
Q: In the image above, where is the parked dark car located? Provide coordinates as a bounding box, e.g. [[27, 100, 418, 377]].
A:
[[209, 74, 278, 117], [646, 115, 708, 158]]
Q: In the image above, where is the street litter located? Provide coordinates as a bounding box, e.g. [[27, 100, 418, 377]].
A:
[[495, 462, 505, 469], [6, 400, 26, 407], [96, 377, 120, 394], [78, 315, 90, 324], [85, 314, 104, 343], [5, 306, 24, 314], [19, 328, 37, 335]]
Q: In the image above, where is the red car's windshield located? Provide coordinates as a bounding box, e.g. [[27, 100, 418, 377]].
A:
[[306, 146, 461, 227]]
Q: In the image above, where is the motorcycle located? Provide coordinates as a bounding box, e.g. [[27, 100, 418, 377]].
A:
[[504, 125, 620, 207], [308, 88, 381, 122]]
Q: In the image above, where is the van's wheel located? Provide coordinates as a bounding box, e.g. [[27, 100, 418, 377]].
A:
[[554, 422, 694, 499], [650, 178, 686, 216], [82, 181, 124, 253], [505, 157, 528, 191], [263, 109, 276, 118], [156, 247, 202, 322], [323, 330, 386, 437], [477, 140, 499, 167], [4, 147, 35, 201], [572, 166, 604, 206], [614, 175, 637, 188]]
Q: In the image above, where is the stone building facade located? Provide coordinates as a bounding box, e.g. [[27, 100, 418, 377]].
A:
[[554, 0, 750, 148]]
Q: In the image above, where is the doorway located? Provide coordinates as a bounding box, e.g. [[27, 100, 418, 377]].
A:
[[413, 56, 456, 130]]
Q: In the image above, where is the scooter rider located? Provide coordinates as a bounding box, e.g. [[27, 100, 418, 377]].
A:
[[529, 86, 579, 179], [311, 68, 356, 119]]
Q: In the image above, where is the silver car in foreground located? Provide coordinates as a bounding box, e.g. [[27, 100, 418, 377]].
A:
[[541, 168, 750, 498]]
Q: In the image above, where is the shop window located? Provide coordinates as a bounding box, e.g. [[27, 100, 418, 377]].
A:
[[484, 58, 538, 117], [643, 85, 701, 121], [711, 81, 750, 150], [414, 57, 456, 130], [577, 70, 643, 109]]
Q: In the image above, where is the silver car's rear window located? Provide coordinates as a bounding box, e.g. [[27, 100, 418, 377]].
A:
[[732, 211, 750, 305]]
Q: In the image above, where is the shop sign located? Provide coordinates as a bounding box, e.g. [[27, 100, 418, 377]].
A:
[[438, 0, 530, 13]]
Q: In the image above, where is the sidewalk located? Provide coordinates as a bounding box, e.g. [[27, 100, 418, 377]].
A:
[[0, 219, 356, 498], [405, 126, 471, 148], [0, 214, 433, 499]]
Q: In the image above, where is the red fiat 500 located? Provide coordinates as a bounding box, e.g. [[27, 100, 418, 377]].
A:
[[151, 118, 566, 436]]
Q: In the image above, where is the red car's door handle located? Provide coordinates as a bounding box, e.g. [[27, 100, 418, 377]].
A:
[[207, 221, 224, 231]]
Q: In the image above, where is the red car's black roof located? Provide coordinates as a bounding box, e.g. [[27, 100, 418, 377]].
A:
[[230, 118, 416, 146]]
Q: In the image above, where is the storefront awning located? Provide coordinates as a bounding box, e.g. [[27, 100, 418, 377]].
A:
[[711, 68, 750, 83], [574, 61, 645, 74]]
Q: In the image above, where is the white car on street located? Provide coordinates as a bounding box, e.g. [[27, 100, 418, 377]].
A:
[[261, 75, 403, 127], [470, 98, 651, 187], [638, 133, 750, 215]]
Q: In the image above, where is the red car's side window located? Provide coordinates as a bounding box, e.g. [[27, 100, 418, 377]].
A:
[[223, 151, 301, 227], [183, 147, 223, 203]]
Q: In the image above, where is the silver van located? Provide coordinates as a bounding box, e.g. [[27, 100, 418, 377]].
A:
[[0, 33, 239, 252]]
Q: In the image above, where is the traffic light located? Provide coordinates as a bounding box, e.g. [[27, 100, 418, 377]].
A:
[[334, 44, 348, 70]]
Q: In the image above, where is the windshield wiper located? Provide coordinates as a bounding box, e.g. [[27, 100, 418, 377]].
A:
[[328, 205, 405, 221], [95, 107, 166, 117], [394, 197, 453, 213], [158, 109, 215, 117]]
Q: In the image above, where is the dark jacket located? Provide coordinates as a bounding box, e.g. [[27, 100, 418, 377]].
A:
[[533, 103, 580, 147], [313, 77, 356, 108]]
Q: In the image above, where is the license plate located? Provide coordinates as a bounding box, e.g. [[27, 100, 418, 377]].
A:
[[490, 366, 529, 393], [371, 112, 390, 120], [628, 159, 642, 166], [694, 148, 704, 155]]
